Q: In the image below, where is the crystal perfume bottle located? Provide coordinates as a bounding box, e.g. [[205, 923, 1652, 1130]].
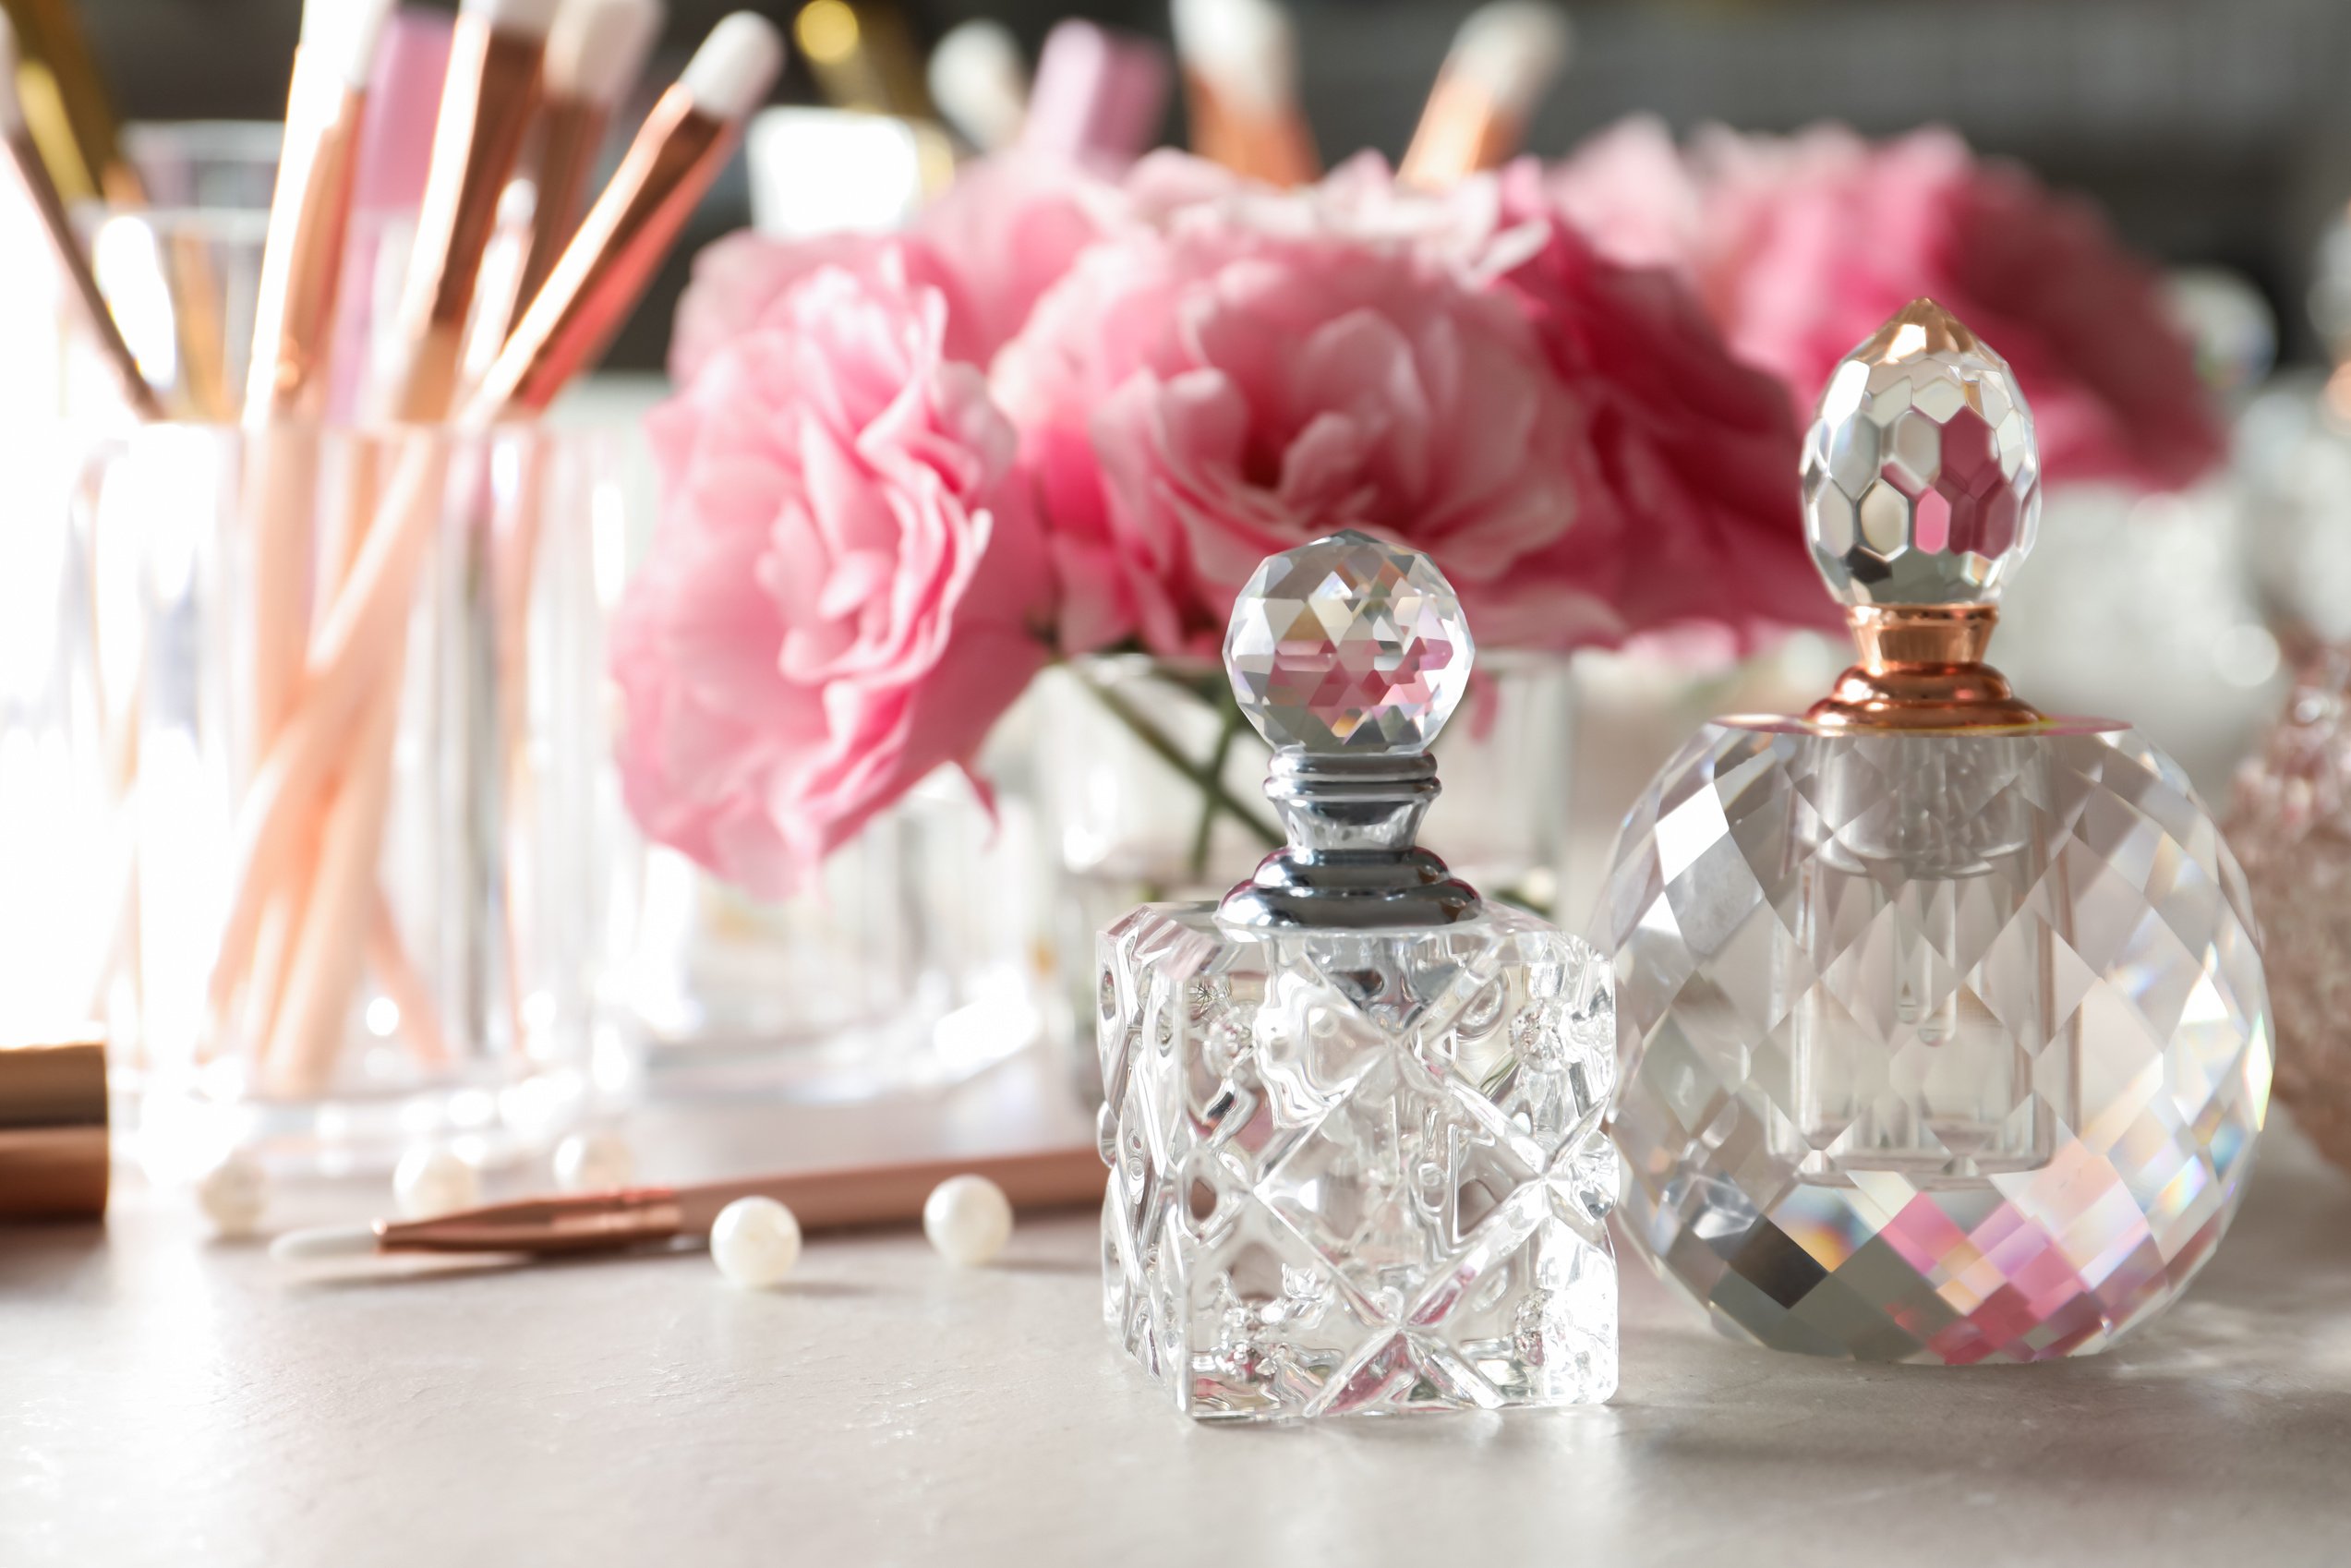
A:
[[1097, 533, 1618, 1419], [1604, 301, 2272, 1365]]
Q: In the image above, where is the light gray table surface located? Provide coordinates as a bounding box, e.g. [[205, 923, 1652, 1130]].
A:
[[6, 1055, 2350, 1568]]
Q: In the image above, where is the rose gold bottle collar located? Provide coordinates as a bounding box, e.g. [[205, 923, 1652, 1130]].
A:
[[1805, 603, 2044, 732]]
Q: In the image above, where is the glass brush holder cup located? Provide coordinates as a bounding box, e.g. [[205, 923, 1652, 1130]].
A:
[[125, 422, 625, 1175], [1603, 301, 2272, 1364], [1099, 532, 1618, 1421]]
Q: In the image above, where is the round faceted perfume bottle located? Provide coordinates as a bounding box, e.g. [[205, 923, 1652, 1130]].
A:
[[1602, 300, 2272, 1364], [1099, 532, 1618, 1419]]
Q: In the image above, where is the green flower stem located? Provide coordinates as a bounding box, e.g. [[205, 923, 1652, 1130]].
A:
[[1487, 883, 1556, 921], [1186, 704, 1248, 881], [1080, 673, 1284, 867]]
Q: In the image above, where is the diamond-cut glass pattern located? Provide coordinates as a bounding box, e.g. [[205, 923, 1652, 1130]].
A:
[[1803, 300, 2043, 606], [1604, 720, 2271, 1364], [1099, 905, 1617, 1418], [1223, 529, 1473, 754]]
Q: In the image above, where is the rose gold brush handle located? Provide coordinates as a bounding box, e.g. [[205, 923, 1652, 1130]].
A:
[[375, 1146, 1108, 1256]]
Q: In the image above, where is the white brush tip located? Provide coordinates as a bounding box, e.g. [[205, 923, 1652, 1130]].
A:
[[268, 1224, 380, 1264], [460, 0, 566, 39], [546, 0, 666, 107], [0, 13, 21, 134], [679, 13, 786, 121], [301, 0, 399, 90], [928, 20, 1028, 152], [1449, 1, 1572, 112], [1170, 0, 1296, 115]]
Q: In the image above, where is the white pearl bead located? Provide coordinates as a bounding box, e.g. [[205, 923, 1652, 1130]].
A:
[[551, 1129, 634, 1193], [923, 1175, 1012, 1267], [196, 1149, 267, 1238], [392, 1145, 480, 1221], [710, 1196, 802, 1287]]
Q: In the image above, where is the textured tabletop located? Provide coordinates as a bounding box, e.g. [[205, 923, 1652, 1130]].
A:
[[6, 1059, 2350, 1568]]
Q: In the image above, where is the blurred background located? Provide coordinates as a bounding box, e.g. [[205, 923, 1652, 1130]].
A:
[[76, 0, 2351, 371], [15, 0, 2351, 1164]]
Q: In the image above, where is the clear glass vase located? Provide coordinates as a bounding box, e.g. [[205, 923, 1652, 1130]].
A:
[[601, 756, 1049, 1104], [125, 423, 632, 1176], [1038, 652, 1575, 1098]]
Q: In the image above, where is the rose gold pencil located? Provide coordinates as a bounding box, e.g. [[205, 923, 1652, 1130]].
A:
[[271, 1145, 1108, 1261], [0, 14, 158, 420]]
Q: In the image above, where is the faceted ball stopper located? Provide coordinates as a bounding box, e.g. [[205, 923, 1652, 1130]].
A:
[[1802, 298, 2042, 606], [1223, 530, 1474, 754]]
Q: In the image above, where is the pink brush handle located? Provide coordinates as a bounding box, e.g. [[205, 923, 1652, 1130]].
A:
[[1020, 20, 1170, 166]]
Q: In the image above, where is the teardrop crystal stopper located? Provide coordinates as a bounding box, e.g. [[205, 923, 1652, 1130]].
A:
[[1802, 298, 2044, 607]]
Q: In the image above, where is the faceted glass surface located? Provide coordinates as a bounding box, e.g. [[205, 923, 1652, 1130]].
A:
[[1223, 529, 1474, 754], [1098, 904, 1618, 1418], [2226, 647, 2351, 1171], [1803, 300, 2043, 606], [1604, 720, 2271, 1364]]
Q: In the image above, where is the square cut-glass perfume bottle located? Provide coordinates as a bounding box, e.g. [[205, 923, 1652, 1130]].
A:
[[1604, 300, 2272, 1364], [1097, 533, 1618, 1420]]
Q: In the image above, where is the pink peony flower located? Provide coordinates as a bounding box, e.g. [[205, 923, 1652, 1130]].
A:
[[1489, 160, 1827, 642], [668, 152, 1117, 387], [994, 151, 1818, 657], [614, 247, 1054, 897], [1552, 117, 2223, 490]]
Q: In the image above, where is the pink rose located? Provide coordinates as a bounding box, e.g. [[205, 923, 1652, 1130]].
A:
[[615, 247, 1054, 896], [995, 151, 1816, 657], [1553, 118, 2223, 490], [668, 152, 1116, 387], [908, 152, 1118, 358], [1490, 161, 1826, 642]]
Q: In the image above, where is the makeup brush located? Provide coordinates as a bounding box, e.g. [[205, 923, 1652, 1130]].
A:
[[326, 8, 454, 425], [470, 0, 665, 1071], [0, 0, 134, 201], [1020, 18, 1169, 167], [205, 14, 787, 1047], [1171, 0, 1316, 187], [235, 12, 455, 1078], [515, 0, 666, 317], [1397, 0, 1570, 188], [249, 0, 563, 1087], [478, 10, 781, 412], [270, 1145, 1107, 1262], [234, 0, 401, 1067], [389, 0, 563, 422], [0, 13, 157, 420], [246, 0, 397, 420], [926, 18, 1026, 154]]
